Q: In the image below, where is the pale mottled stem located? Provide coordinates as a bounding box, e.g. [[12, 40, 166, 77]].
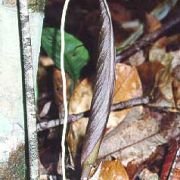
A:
[[17, 0, 39, 179]]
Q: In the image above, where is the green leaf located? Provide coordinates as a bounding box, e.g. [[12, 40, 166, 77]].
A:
[[41, 27, 90, 81]]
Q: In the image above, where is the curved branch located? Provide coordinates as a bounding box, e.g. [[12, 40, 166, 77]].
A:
[[37, 96, 149, 131], [116, 14, 180, 63]]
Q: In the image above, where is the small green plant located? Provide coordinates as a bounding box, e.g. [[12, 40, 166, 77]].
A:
[[41, 27, 90, 81]]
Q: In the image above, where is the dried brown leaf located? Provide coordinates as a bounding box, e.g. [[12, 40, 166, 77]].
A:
[[146, 13, 162, 33], [98, 108, 164, 161], [150, 50, 180, 109], [53, 68, 71, 107], [137, 61, 164, 95], [99, 160, 129, 180]]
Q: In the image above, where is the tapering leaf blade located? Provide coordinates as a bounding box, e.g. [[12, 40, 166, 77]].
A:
[[81, 0, 115, 177]]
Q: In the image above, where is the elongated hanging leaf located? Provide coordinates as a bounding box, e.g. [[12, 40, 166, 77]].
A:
[[81, 0, 115, 177], [41, 28, 89, 81]]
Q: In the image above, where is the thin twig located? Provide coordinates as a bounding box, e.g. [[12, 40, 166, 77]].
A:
[[146, 104, 180, 114], [37, 96, 149, 131], [116, 14, 180, 63]]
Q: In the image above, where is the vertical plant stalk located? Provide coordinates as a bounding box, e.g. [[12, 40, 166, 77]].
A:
[[17, 0, 39, 179], [60, 0, 71, 179], [81, 0, 115, 179]]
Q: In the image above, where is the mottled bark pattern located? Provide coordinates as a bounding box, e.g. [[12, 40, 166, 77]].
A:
[[2, 0, 35, 6], [17, 0, 39, 179]]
